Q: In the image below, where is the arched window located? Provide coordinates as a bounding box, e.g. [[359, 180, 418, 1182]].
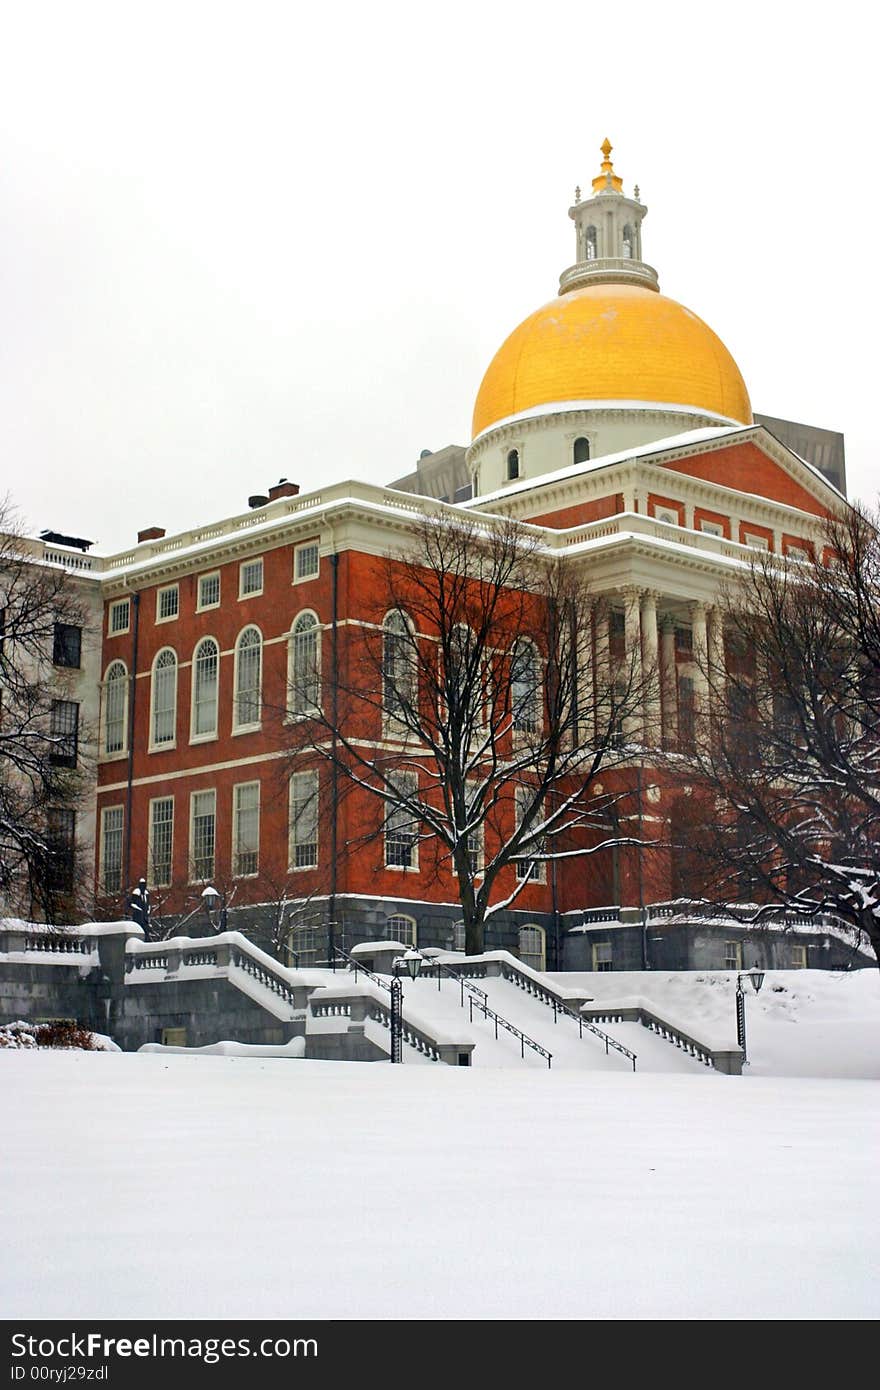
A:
[[234, 627, 262, 729], [103, 661, 128, 755], [192, 638, 219, 738], [289, 612, 320, 715], [382, 609, 414, 724], [506, 449, 520, 481], [585, 226, 597, 260], [151, 649, 177, 747], [622, 224, 633, 259], [518, 924, 546, 972], [573, 436, 590, 465], [511, 638, 540, 734], [385, 914, 417, 948]]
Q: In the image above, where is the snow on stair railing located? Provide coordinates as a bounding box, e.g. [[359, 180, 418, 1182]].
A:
[[410, 952, 554, 1066], [464, 993, 552, 1068], [126, 932, 313, 1014], [438, 949, 637, 1071], [497, 955, 638, 1071], [416, 955, 488, 1004], [310, 978, 472, 1065], [581, 997, 742, 1075]]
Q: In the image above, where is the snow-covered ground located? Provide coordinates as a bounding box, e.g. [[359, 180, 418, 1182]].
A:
[[2, 966, 878, 1321]]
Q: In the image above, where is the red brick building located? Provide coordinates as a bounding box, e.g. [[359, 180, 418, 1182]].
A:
[[86, 144, 846, 970]]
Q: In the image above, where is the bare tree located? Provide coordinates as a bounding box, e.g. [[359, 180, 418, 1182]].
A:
[[282, 512, 654, 954], [667, 503, 880, 968], [0, 501, 90, 922]]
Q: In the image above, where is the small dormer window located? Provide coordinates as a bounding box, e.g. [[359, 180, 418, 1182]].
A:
[[507, 449, 520, 481], [622, 224, 633, 259], [585, 226, 597, 261], [573, 437, 590, 465]]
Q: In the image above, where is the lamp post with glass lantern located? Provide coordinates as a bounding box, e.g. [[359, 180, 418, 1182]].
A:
[[201, 884, 228, 934], [390, 949, 422, 1063], [735, 966, 765, 1065]]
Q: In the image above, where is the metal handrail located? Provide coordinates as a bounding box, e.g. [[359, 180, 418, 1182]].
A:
[[466, 994, 552, 1068], [417, 955, 489, 1004], [499, 958, 637, 1070], [332, 945, 392, 993]]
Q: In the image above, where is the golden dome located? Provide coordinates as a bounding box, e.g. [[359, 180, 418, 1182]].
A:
[[472, 283, 751, 440]]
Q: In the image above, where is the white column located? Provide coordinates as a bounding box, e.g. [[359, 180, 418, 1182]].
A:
[[593, 604, 611, 740], [660, 615, 677, 749], [690, 601, 709, 721], [622, 586, 643, 742], [640, 590, 661, 747], [707, 605, 726, 711]]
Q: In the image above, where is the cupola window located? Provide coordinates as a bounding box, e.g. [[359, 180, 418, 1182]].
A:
[[585, 226, 597, 261], [622, 224, 633, 259], [573, 437, 590, 465], [506, 449, 520, 481]]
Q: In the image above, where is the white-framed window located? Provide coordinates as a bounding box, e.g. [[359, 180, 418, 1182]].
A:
[[743, 532, 769, 551], [585, 225, 597, 260], [233, 626, 262, 730], [148, 797, 174, 888], [511, 638, 541, 734], [655, 507, 679, 526], [100, 806, 124, 894], [150, 648, 178, 748], [519, 924, 546, 972], [699, 519, 724, 538], [197, 572, 221, 611], [190, 789, 216, 882], [156, 584, 179, 622], [382, 609, 415, 728], [289, 769, 319, 869], [506, 448, 520, 481], [108, 597, 131, 635], [724, 940, 742, 970], [514, 785, 545, 882], [786, 542, 811, 562], [385, 771, 419, 870], [294, 541, 320, 583], [290, 922, 321, 967], [233, 782, 260, 877], [103, 661, 129, 756], [385, 914, 416, 947], [239, 557, 264, 598], [289, 612, 320, 716], [191, 637, 220, 739], [592, 941, 613, 972], [573, 436, 590, 465], [455, 795, 484, 880], [447, 622, 482, 732], [47, 807, 76, 894], [49, 699, 79, 768], [791, 944, 807, 969]]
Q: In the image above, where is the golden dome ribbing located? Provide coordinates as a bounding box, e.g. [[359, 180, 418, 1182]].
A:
[[472, 282, 752, 440]]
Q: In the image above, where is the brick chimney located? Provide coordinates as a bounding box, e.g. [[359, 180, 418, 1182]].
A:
[[138, 526, 166, 543], [268, 478, 300, 501]]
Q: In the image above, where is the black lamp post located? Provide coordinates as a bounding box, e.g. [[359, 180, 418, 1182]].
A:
[[390, 949, 422, 1063], [735, 966, 765, 1065], [201, 885, 228, 934]]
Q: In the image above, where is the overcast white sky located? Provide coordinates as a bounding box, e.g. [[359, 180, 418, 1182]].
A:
[[1, 1, 876, 552]]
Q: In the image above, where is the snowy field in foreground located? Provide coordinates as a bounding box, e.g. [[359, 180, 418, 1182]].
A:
[[3, 966, 879, 1321]]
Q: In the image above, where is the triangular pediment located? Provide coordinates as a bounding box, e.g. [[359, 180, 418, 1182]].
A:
[[654, 430, 840, 518]]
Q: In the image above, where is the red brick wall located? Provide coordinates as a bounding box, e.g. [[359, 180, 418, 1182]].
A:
[[661, 442, 833, 517]]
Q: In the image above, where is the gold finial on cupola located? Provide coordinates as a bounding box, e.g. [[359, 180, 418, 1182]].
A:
[[592, 137, 623, 194]]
